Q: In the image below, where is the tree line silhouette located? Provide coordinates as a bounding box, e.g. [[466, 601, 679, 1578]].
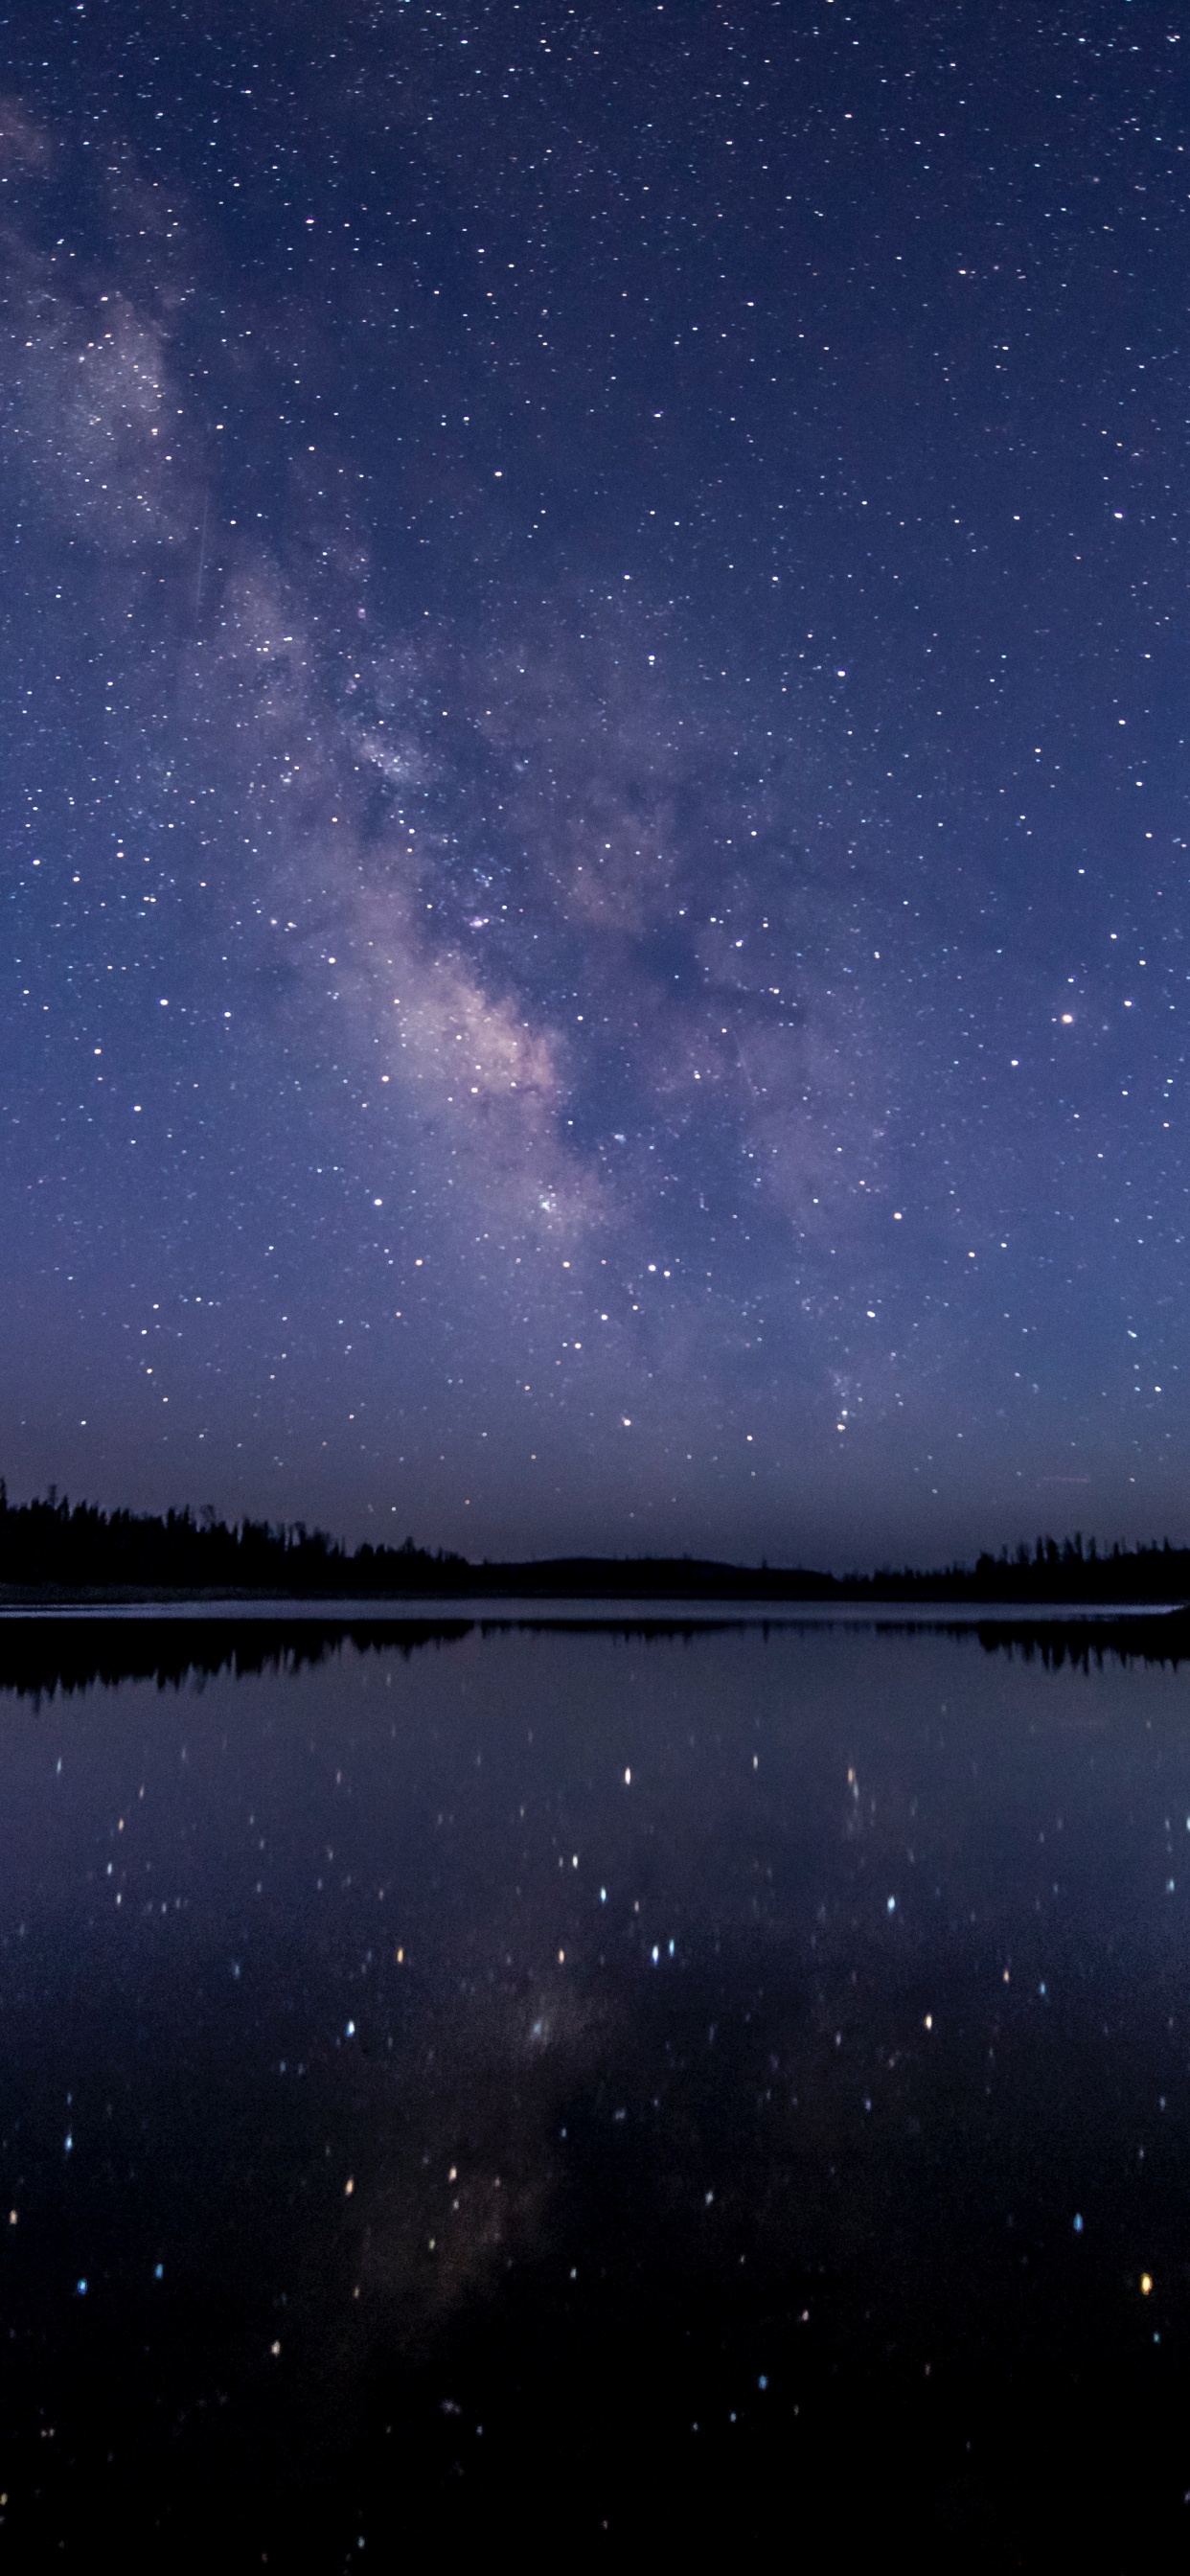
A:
[[1, 1484, 1188, 1604], [0, 1484, 465, 1595]]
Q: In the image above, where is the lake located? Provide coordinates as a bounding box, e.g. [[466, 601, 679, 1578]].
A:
[[0, 1610, 1187, 2564]]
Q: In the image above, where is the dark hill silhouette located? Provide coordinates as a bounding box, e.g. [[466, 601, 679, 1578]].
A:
[[1, 1483, 1189, 1607]]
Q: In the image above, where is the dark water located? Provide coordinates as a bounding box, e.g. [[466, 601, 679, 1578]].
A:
[[1, 1615, 1188, 2566]]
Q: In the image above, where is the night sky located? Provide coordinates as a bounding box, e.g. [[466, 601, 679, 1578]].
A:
[[1, 0, 1186, 1566]]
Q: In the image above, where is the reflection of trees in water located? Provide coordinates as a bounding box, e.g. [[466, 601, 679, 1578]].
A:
[[0, 1612, 764, 1701], [973, 1612, 1190, 1672], [3, 1606, 1190, 1702], [0, 1618, 475, 1704]]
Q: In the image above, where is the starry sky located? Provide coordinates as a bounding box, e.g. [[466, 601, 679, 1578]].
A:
[[1, 0, 1186, 1567]]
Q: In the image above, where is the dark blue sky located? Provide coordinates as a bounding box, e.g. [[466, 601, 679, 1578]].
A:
[[1, 0, 1186, 1564]]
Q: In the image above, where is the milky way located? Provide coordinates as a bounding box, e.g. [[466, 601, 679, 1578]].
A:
[[1, 0, 1186, 1562]]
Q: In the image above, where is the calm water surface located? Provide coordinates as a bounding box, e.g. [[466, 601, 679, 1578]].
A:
[[1, 1617, 1188, 2565]]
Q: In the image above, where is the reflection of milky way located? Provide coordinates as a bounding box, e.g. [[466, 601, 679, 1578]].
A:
[[0, 1620, 1185, 2551], [358, 1973, 605, 2338], [1, 6, 1187, 1559]]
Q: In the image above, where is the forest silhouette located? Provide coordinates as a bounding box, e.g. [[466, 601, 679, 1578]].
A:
[[1, 1482, 1188, 1605]]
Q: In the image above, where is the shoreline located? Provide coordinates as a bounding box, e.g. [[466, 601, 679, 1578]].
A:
[[0, 1581, 1188, 1616]]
